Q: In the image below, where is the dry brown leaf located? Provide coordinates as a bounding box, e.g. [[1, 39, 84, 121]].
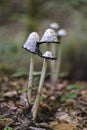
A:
[[40, 102, 52, 111], [3, 90, 17, 97], [0, 117, 13, 128], [50, 122, 75, 130]]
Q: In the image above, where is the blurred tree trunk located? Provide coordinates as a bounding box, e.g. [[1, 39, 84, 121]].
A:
[[25, 0, 40, 33]]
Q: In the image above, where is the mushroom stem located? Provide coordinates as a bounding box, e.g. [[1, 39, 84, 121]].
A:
[[49, 23, 59, 85], [50, 43, 56, 84], [47, 44, 50, 51], [55, 45, 62, 82], [26, 54, 34, 106], [32, 58, 47, 121]]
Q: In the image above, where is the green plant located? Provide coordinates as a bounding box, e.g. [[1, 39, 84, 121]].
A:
[[0, 43, 18, 54], [61, 91, 78, 102], [11, 68, 28, 78], [18, 86, 38, 94], [67, 84, 83, 91], [4, 126, 13, 130], [60, 84, 83, 102], [12, 68, 41, 78]]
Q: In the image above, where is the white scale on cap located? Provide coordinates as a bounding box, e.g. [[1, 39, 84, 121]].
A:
[[23, 32, 39, 53], [43, 51, 53, 58], [40, 28, 58, 43]]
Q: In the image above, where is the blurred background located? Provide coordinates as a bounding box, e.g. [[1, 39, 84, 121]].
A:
[[0, 0, 87, 80]]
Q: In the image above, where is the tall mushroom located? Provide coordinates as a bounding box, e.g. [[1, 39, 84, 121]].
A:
[[37, 28, 60, 58], [57, 29, 67, 42], [32, 28, 59, 121], [23, 32, 40, 106], [36, 28, 60, 95], [55, 29, 67, 81], [49, 23, 59, 55], [49, 22, 60, 84], [32, 51, 56, 121]]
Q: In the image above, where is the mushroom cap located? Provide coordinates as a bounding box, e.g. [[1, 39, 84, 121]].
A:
[[57, 29, 67, 37], [41, 51, 56, 60], [49, 22, 59, 29], [23, 32, 39, 54], [43, 51, 52, 57], [38, 28, 59, 44]]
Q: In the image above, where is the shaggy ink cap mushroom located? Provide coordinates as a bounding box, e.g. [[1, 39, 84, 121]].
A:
[[57, 29, 67, 37], [37, 28, 60, 44], [49, 22, 59, 30], [43, 51, 52, 57], [36, 29, 60, 59], [42, 51, 56, 60], [23, 32, 40, 54], [23, 32, 41, 105], [32, 50, 56, 120]]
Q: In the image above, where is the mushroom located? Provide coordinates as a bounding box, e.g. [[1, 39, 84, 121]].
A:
[[23, 32, 40, 105], [37, 28, 60, 59], [55, 29, 67, 81], [57, 29, 67, 42], [49, 22, 59, 30], [49, 23, 60, 84], [40, 28, 59, 43], [32, 51, 55, 121]]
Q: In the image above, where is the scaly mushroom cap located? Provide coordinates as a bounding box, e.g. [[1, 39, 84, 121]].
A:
[[42, 51, 56, 60], [23, 32, 39, 54], [49, 22, 59, 29], [57, 29, 67, 37], [39, 28, 59, 44]]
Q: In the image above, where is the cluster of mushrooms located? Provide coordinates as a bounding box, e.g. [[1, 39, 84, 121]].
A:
[[23, 22, 67, 121]]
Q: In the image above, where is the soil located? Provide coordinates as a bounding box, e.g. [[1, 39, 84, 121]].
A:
[[0, 75, 87, 130]]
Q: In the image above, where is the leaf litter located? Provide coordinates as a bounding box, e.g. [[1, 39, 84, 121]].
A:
[[0, 75, 87, 130]]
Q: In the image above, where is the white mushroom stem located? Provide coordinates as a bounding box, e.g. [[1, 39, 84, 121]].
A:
[[50, 43, 57, 85], [32, 58, 47, 121], [47, 44, 50, 51], [54, 45, 62, 82], [48, 25, 59, 85], [26, 54, 34, 106], [23, 32, 39, 106], [50, 29, 67, 84], [55, 29, 67, 82]]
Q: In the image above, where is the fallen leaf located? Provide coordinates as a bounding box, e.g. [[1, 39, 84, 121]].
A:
[[50, 122, 75, 130], [3, 91, 17, 97]]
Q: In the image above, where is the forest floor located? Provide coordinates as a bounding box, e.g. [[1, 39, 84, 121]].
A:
[[0, 75, 87, 130]]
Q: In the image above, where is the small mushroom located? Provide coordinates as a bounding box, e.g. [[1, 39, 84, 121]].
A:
[[57, 29, 67, 41], [49, 22, 59, 30], [23, 32, 39, 105], [32, 51, 55, 121]]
